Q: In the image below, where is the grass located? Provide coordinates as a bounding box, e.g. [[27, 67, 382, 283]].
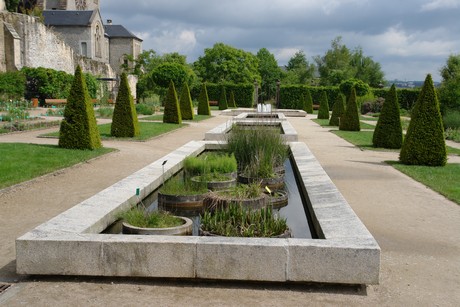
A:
[[142, 114, 213, 122], [389, 162, 460, 205], [0, 143, 114, 189], [312, 119, 376, 130], [160, 177, 208, 196], [42, 122, 186, 141], [118, 207, 183, 228], [360, 115, 379, 121]]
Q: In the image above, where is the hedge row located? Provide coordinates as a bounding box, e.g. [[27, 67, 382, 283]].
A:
[[372, 88, 421, 110], [191, 83, 254, 107]]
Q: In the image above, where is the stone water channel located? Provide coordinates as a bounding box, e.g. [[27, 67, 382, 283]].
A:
[[16, 112, 380, 284]]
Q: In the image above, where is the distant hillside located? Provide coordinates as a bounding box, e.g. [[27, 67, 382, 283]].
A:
[[387, 80, 441, 88]]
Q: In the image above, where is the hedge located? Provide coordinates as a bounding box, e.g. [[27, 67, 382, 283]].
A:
[[179, 82, 194, 120], [0, 71, 25, 100], [372, 88, 421, 110], [279, 85, 341, 110], [192, 83, 254, 108], [111, 72, 140, 137], [218, 85, 228, 110], [197, 83, 211, 116], [329, 94, 345, 126]]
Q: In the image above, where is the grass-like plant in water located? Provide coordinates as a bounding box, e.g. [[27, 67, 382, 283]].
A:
[[118, 207, 183, 228], [183, 152, 237, 176], [200, 204, 289, 237], [160, 176, 208, 196]]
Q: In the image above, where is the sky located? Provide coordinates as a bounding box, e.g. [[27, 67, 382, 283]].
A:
[[100, 0, 460, 82]]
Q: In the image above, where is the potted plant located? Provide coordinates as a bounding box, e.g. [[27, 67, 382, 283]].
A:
[[118, 206, 193, 236], [203, 182, 268, 210], [158, 177, 209, 212], [200, 204, 290, 238]]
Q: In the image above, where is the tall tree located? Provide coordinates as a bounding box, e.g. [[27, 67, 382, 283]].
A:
[[351, 48, 385, 88], [439, 53, 460, 113], [256, 48, 282, 101], [283, 50, 315, 84], [400, 75, 446, 166], [194, 43, 260, 84]]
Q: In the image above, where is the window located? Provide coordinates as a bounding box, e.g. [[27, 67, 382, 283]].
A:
[[81, 42, 88, 57]]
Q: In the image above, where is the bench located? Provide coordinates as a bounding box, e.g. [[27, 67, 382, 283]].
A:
[[45, 99, 67, 107], [209, 100, 218, 106], [313, 104, 320, 110]]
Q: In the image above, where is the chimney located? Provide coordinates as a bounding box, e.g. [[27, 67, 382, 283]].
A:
[[107, 19, 112, 25]]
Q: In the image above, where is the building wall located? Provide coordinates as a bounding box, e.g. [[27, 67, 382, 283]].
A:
[[109, 37, 142, 75]]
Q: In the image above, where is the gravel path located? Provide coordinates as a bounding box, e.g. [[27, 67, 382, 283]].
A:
[[1, 112, 459, 306]]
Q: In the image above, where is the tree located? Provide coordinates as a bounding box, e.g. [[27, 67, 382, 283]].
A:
[[218, 85, 228, 110], [339, 78, 370, 97], [197, 83, 211, 115], [194, 43, 260, 84], [283, 50, 315, 85], [163, 81, 182, 124], [228, 91, 237, 108], [351, 47, 385, 88], [339, 87, 360, 131], [438, 53, 460, 113], [317, 92, 330, 120], [400, 75, 446, 166], [372, 84, 402, 149], [257, 48, 282, 101], [329, 94, 345, 126], [111, 73, 140, 137], [179, 82, 194, 120], [304, 89, 314, 114], [150, 62, 189, 89], [59, 66, 101, 150]]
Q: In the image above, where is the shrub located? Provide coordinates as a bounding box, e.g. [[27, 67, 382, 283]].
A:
[[339, 78, 370, 97], [228, 91, 237, 108], [329, 94, 345, 126], [136, 103, 154, 115], [179, 82, 194, 120], [361, 97, 384, 114], [59, 66, 102, 150], [218, 85, 228, 110], [163, 80, 182, 124], [197, 83, 211, 115], [400, 74, 446, 166], [111, 73, 140, 137], [372, 84, 403, 149], [443, 110, 460, 129], [304, 90, 313, 114], [339, 87, 360, 131], [0, 71, 25, 100], [317, 91, 330, 120], [97, 107, 114, 118], [445, 128, 460, 142]]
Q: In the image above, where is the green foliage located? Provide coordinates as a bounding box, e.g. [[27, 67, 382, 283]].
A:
[[163, 80, 182, 124], [304, 90, 313, 114], [160, 176, 208, 196], [282, 50, 315, 85], [339, 78, 370, 97], [201, 204, 288, 237], [150, 62, 189, 89], [197, 83, 211, 115], [279, 85, 341, 110], [317, 91, 330, 119], [439, 54, 460, 113], [58, 66, 102, 150], [179, 82, 194, 120], [329, 94, 345, 126], [443, 110, 460, 129], [218, 85, 228, 110], [0, 71, 25, 100], [400, 75, 447, 166], [339, 87, 361, 131], [135, 103, 154, 115], [5, 0, 20, 12], [372, 88, 420, 110], [228, 91, 237, 108], [197, 83, 254, 108], [111, 73, 140, 137], [257, 48, 282, 101], [373, 84, 403, 149], [194, 43, 260, 84], [118, 207, 183, 228], [183, 152, 237, 176]]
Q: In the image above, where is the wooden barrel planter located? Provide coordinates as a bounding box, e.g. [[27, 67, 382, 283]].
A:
[[203, 192, 268, 210], [237, 174, 285, 190], [191, 174, 237, 191], [122, 216, 193, 236], [265, 190, 288, 209], [158, 192, 208, 212]]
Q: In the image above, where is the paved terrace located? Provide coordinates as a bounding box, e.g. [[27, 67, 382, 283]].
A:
[[0, 111, 459, 306]]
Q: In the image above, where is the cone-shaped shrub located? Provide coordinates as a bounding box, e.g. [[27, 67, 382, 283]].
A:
[[373, 84, 402, 149], [400, 74, 446, 166], [59, 66, 101, 150], [317, 91, 330, 119], [179, 82, 194, 120], [111, 73, 140, 137], [329, 94, 345, 126], [197, 83, 211, 115], [163, 80, 182, 124], [305, 89, 313, 114], [339, 87, 361, 131], [229, 91, 237, 108], [218, 85, 228, 110]]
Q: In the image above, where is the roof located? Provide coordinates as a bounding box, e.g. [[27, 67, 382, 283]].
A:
[[43, 10, 96, 26], [104, 25, 142, 41]]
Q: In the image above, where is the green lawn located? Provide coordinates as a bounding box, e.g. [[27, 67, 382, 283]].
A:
[[142, 115, 213, 122], [0, 143, 114, 189], [389, 162, 460, 205], [312, 119, 376, 130], [42, 122, 186, 141]]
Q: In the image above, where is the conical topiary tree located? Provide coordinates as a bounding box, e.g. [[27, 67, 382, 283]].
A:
[[305, 89, 313, 114], [163, 80, 182, 124], [339, 87, 361, 131], [400, 74, 446, 166], [111, 73, 140, 137], [300, 94, 307, 113], [197, 83, 211, 115], [59, 65, 101, 150], [218, 85, 228, 110], [179, 82, 194, 120], [329, 94, 345, 126], [317, 91, 330, 120], [228, 91, 237, 108], [373, 84, 403, 149]]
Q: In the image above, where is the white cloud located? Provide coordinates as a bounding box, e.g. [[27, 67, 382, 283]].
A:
[[150, 30, 197, 55], [421, 0, 460, 11], [272, 48, 302, 64]]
